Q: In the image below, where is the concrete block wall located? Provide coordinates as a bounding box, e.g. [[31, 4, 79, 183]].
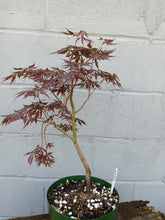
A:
[[0, 0, 165, 218]]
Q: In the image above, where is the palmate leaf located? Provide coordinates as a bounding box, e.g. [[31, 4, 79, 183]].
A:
[[3, 64, 36, 84], [25, 144, 55, 167], [2, 101, 47, 127], [62, 29, 93, 46], [99, 37, 116, 46], [16, 85, 49, 99]]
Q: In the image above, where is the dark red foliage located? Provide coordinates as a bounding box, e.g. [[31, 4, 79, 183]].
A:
[[25, 144, 54, 167], [99, 37, 116, 46], [1, 29, 121, 167]]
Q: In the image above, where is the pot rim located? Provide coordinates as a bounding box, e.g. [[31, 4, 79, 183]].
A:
[[47, 175, 119, 220]]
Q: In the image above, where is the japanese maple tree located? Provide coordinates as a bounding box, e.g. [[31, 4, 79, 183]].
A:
[[1, 30, 121, 193]]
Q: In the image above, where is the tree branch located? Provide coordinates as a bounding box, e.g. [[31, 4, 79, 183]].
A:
[[51, 121, 73, 141]]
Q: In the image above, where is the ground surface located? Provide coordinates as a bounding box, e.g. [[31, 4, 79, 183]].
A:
[[9, 201, 165, 220]]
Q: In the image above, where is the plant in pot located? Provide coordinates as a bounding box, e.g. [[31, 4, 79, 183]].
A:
[[1, 29, 121, 220]]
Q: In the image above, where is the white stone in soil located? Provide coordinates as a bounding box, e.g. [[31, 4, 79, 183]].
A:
[[65, 193, 69, 196], [73, 199, 77, 203], [68, 212, 72, 215], [75, 196, 77, 198], [112, 205, 116, 210], [100, 202, 103, 206], [89, 206, 93, 210], [87, 203, 91, 208], [62, 200, 67, 204], [93, 203, 100, 209], [91, 199, 95, 203], [54, 199, 59, 203]]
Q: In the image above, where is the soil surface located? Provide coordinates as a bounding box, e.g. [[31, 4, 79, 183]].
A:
[[47, 179, 118, 219], [9, 200, 165, 220]]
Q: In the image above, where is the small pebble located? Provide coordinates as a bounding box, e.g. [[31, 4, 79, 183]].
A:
[[89, 206, 93, 210], [87, 203, 91, 208], [54, 199, 59, 203], [112, 205, 116, 210], [93, 203, 100, 209]]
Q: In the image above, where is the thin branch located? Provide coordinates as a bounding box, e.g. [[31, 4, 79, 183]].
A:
[[75, 89, 91, 114], [44, 124, 50, 148], [51, 91, 72, 116], [75, 79, 105, 114], [69, 86, 77, 142], [51, 121, 73, 141]]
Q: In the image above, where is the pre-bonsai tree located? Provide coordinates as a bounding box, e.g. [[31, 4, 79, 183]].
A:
[[2, 29, 121, 219]]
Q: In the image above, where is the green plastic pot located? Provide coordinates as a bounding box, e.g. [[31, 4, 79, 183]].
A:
[[47, 175, 119, 220]]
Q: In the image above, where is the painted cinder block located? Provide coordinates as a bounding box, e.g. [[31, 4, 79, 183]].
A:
[[115, 182, 135, 202], [91, 138, 165, 181], [0, 32, 66, 78], [0, 0, 45, 30], [144, 0, 165, 38], [46, 0, 147, 37], [77, 91, 165, 139], [110, 40, 165, 92], [0, 178, 44, 217]]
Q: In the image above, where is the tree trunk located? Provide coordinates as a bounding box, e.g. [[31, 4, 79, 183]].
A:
[[73, 140, 91, 193]]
